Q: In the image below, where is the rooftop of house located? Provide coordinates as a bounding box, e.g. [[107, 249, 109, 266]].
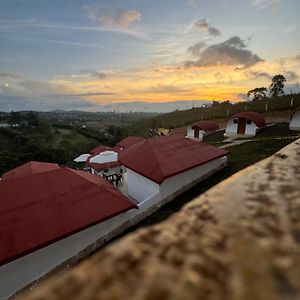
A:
[[1, 161, 60, 181], [89, 146, 112, 155], [0, 162, 137, 266], [191, 121, 220, 132], [228, 111, 266, 128], [119, 135, 228, 184], [115, 136, 145, 150], [290, 106, 300, 120]]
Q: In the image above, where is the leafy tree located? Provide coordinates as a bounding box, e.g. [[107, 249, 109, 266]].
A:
[[26, 111, 41, 127], [269, 74, 286, 97], [212, 100, 221, 107], [247, 87, 267, 101], [8, 111, 22, 125], [107, 125, 125, 145]]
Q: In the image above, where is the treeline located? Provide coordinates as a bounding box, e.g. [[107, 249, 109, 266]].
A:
[[126, 73, 300, 137], [126, 93, 300, 137]]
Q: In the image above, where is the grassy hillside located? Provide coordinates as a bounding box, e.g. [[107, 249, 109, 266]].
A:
[[0, 126, 102, 175], [0, 111, 129, 175], [126, 93, 300, 137]]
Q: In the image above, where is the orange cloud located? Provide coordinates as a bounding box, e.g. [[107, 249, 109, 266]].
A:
[[51, 56, 299, 104]]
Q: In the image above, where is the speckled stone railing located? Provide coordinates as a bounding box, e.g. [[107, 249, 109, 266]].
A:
[[22, 139, 300, 300]]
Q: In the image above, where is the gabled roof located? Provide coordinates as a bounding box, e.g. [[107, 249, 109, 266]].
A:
[[1, 161, 60, 181], [290, 107, 300, 120], [0, 163, 136, 265], [228, 112, 266, 128], [90, 146, 112, 155], [119, 136, 228, 184], [115, 136, 145, 150], [191, 121, 219, 132]]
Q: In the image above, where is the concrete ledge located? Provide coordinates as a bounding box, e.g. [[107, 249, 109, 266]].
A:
[[22, 139, 300, 300]]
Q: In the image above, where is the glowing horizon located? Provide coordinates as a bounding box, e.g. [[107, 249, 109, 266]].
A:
[[0, 0, 299, 111]]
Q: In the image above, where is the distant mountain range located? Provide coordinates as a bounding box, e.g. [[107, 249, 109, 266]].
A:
[[100, 100, 212, 113]]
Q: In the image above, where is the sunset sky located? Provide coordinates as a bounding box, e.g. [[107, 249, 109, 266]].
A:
[[0, 0, 299, 112]]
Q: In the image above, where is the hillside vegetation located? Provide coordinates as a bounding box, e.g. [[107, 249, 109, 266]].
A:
[[0, 112, 126, 175], [126, 93, 300, 137]]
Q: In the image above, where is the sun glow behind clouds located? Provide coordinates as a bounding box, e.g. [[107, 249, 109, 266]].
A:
[[0, 0, 299, 111], [51, 54, 300, 104], [52, 65, 255, 103]]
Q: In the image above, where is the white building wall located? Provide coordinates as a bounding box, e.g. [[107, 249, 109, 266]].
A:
[[245, 122, 258, 136], [126, 169, 160, 203], [225, 119, 258, 136], [186, 126, 194, 138], [0, 208, 137, 300], [159, 156, 227, 199], [199, 130, 205, 141], [290, 111, 300, 131], [186, 127, 204, 141], [225, 118, 238, 136]]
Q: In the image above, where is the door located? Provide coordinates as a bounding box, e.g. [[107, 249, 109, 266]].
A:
[[237, 118, 246, 134], [194, 128, 199, 138]]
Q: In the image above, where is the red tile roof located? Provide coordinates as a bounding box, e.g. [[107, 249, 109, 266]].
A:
[[1, 161, 60, 181], [0, 163, 137, 266], [116, 136, 145, 150], [228, 112, 266, 128], [87, 161, 122, 172], [191, 121, 219, 132], [90, 146, 112, 155], [119, 136, 228, 184]]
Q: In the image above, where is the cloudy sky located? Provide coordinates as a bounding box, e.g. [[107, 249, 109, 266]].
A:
[[0, 0, 299, 112]]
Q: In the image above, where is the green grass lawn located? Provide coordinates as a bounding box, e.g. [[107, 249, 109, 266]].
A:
[[203, 123, 299, 146], [256, 123, 299, 138], [203, 130, 226, 144]]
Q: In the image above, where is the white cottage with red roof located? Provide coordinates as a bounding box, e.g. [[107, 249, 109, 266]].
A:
[[225, 111, 265, 137], [187, 121, 220, 141], [119, 136, 228, 203], [289, 107, 300, 131], [0, 162, 137, 299]]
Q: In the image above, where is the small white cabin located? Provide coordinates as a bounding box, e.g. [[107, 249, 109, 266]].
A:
[[119, 136, 228, 203], [186, 121, 219, 141], [289, 108, 300, 131], [225, 112, 265, 137]]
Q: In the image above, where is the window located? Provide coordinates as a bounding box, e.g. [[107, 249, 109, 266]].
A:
[[233, 119, 238, 124], [247, 120, 252, 124]]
